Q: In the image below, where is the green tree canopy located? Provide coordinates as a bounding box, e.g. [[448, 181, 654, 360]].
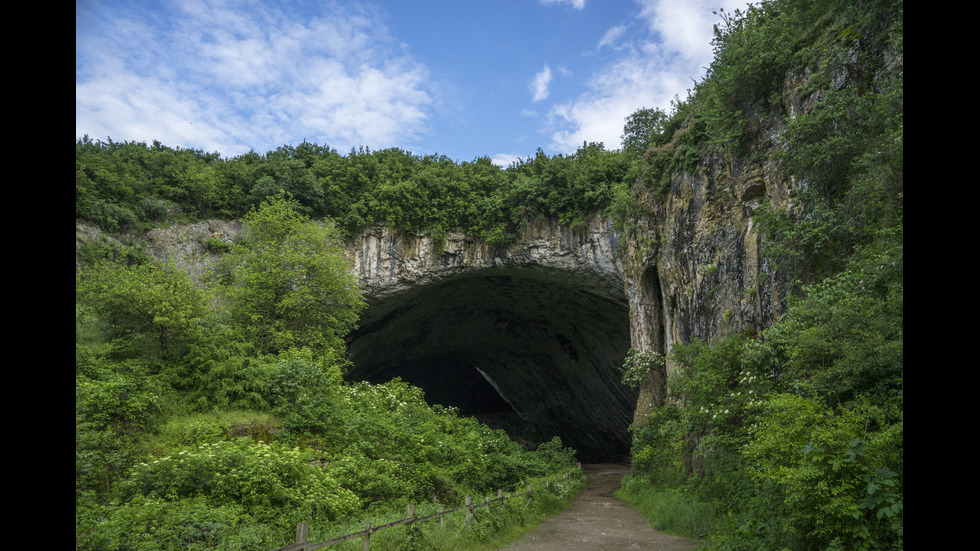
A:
[[221, 194, 365, 356], [76, 260, 210, 360], [621, 107, 670, 155]]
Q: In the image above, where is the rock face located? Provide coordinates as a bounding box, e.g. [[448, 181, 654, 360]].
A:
[[110, 165, 795, 462], [344, 154, 795, 460], [346, 216, 636, 462], [351, 216, 623, 302], [621, 156, 794, 421]]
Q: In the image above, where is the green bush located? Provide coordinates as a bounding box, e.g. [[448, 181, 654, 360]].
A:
[[76, 259, 211, 361], [76, 494, 267, 551], [76, 354, 164, 499], [171, 320, 272, 412], [740, 394, 903, 550], [321, 378, 576, 509], [114, 438, 360, 523], [629, 404, 685, 485], [267, 348, 343, 437]]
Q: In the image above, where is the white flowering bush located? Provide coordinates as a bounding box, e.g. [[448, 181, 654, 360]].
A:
[[665, 334, 777, 459]]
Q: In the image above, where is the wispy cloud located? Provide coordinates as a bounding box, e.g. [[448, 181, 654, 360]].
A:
[[539, 0, 587, 9], [543, 0, 745, 153], [76, 2, 435, 156], [597, 24, 629, 51], [530, 65, 553, 103]]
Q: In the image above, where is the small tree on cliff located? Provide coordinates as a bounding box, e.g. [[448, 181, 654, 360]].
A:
[[222, 194, 365, 358]]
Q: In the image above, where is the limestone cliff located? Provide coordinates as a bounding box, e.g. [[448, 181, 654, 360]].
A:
[[350, 215, 623, 301], [90, 164, 798, 461], [621, 154, 794, 420], [619, 65, 842, 420]]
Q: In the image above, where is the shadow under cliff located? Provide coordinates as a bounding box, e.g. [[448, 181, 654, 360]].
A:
[[345, 266, 635, 463]]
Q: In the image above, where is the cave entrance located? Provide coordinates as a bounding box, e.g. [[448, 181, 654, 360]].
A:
[[345, 267, 635, 462]]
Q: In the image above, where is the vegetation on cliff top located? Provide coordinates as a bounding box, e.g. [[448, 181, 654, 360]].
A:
[[76, 137, 634, 246]]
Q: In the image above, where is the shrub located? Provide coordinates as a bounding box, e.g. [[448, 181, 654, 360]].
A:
[[266, 348, 344, 437], [76, 494, 264, 551], [629, 404, 685, 484], [740, 394, 903, 550], [115, 438, 360, 523]]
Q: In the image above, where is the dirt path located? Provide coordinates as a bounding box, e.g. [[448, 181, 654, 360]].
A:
[[498, 464, 703, 551]]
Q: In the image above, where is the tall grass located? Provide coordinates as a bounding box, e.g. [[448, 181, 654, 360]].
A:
[[616, 475, 720, 547]]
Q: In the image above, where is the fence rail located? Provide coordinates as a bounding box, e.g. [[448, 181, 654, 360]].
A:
[[272, 465, 580, 551]]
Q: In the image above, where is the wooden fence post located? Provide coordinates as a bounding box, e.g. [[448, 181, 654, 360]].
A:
[[295, 522, 309, 551], [271, 469, 582, 550]]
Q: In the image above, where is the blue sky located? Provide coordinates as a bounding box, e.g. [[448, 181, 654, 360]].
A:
[[76, 0, 750, 165]]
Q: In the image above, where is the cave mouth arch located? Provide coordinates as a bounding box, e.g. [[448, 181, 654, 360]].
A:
[[345, 266, 636, 463]]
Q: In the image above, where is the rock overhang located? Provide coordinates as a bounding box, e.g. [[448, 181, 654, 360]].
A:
[[344, 219, 636, 462], [346, 266, 635, 462]]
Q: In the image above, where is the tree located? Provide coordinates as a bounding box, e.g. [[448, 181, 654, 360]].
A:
[[247, 158, 324, 216], [222, 194, 365, 355], [621, 107, 669, 155], [76, 260, 210, 360]]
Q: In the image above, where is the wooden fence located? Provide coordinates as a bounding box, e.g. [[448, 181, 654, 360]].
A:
[[272, 465, 581, 551]]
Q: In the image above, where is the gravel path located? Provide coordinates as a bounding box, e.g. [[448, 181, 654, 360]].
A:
[[498, 464, 703, 551]]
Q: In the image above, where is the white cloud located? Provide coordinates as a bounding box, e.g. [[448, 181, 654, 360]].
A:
[[542, 0, 747, 153], [597, 24, 629, 50], [539, 0, 586, 9], [546, 52, 681, 152], [75, 2, 435, 157], [530, 65, 553, 103], [635, 0, 733, 65], [491, 153, 522, 167]]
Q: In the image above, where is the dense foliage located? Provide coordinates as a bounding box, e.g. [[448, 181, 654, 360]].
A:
[[620, 1, 903, 550], [76, 138, 634, 245], [76, 197, 583, 550]]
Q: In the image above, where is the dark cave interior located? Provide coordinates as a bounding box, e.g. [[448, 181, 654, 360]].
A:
[[345, 267, 636, 463]]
